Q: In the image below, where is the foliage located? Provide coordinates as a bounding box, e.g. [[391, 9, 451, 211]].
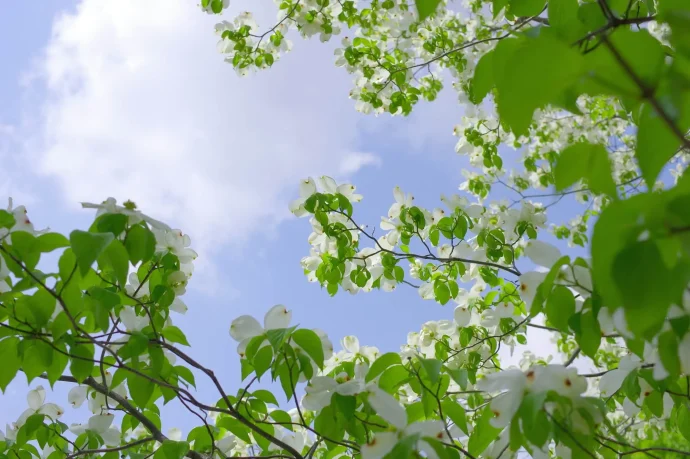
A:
[[2, 0, 690, 458]]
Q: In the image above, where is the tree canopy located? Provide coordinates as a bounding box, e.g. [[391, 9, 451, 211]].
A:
[[2, 0, 690, 458]]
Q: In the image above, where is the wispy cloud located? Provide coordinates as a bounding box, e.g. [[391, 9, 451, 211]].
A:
[[28, 0, 379, 250]]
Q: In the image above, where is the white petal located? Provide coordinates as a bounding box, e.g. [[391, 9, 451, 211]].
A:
[[454, 306, 471, 327], [465, 204, 484, 218], [361, 432, 398, 459], [405, 420, 445, 438], [100, 427, 121, 446], [299, 178, 317, 198], [168, 428, 182, 441], [477, 369, 527, 393], [302, 391, 333, 412], [488, 392, 522, 428], [264, 305, 292, 330], [27, 386, 46, 411], [170, 298, 188, 314], [341, 335, 360, 354], [306, 376, 339, 393], [518, 271, 547, 311], [622, 398, 640, 417], [524, 240, 561, 268], [319, 176, 338, 193], [599, 369, 630, 397], [334, 379, 364, 396], [88, 414, 114, 432], [69, 423, 88, 436], [68, 386, 88, 408], [367, 386, 407, 430], [393, 186, 404, 204], [229, 315, 263, 342], [217, 435, 236, 453], [38, 403, 64, 420]]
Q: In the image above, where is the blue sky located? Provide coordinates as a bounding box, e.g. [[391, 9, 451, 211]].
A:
[[0, 0, 566, 433]]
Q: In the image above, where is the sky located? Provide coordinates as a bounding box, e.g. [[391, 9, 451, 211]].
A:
[[0, 0, 565, 434]]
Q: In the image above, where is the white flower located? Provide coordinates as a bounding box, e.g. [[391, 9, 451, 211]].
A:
[[388, 186, 414, 220], [477, 369, 528, 428], [361, 420, 447, 459], [216, 434, 236, 456], [454, 305, 471, 327], [289, 178, 318, 217], [125, 273, 149, 298], [518, 271, 547, 310], [69, 414, 120, 446], [229, 305, 292, 356], [15, 386, 64, 428], [68, 386, 88, 408], [531, 365, 586, 399], [81, 198, 170, 231], [598, 354, 641, 397], [524, 240, 561, 268], [119, 306, 149, 333], [341, 335, 360, 354]]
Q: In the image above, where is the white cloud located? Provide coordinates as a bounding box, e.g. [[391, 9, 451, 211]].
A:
[[337, 152, 381, 175], [30, 0, 378, 250]]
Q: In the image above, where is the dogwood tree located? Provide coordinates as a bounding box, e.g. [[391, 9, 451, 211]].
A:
[[2, 0, 690, 458]]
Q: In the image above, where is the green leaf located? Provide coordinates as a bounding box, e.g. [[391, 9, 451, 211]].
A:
[[36, 233, 70, 253], [265, 326, 297, 351], [95, 213, 128, 236], [88, 287, 120, 333], [291, 329, 324, 369], [509, 0, 547, 16], [0, 338, 21, 391], [636, 102, 686, 187], [125, 225, 156, 265], [468, 406, 502, 456], [658, 330, 680, 377], [470, 50, 495, 104], [591, 194, 653, 309], [446, 367, 469, 390], [0, 210, 16, 229], [378, 365, 411, 393], [366, 352, 402, 382], [582, 29, 665, 100], [441, 399, 468, 435], [418, 358, 442, 386], [252, 345, 274, 379], [69, 343, 95, 383], [253, 389, 278, 406], [154, 440, 189, 459], [162, 326, 190, 346], [554, 142, 617, 198], [545, 285, 575, 333], [495, 32, 585, 136], [577, 309, 601, 358], [98, 240, 129, 287], [27, 289, 56, 328], [210, 0, 223, 14], [434, 280, 451, 305], [493, 0, 510, 17], [12, 232, 40, 270], [175, 365, 196, 388], [548, 0, 586, 41], [70, 231, 114, 277], [22, 340, 54, 383], [415, 0, 442, 20], [128, 373, 155, 407], [613, 240, 690, 337]]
